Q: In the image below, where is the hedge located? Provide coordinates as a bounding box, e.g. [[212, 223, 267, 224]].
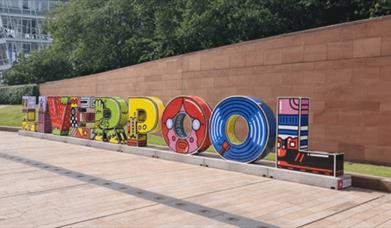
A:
[[0, 84, 39, 104]]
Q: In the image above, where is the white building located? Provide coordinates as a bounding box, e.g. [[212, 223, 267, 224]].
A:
[[0, 0, 64, 75]]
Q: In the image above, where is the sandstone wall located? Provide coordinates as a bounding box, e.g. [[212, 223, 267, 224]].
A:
[[40, 16, 391, 165]]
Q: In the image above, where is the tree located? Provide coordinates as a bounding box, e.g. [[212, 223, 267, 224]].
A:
[[3, 0, 390, 85], [3, 48, 73, 85]]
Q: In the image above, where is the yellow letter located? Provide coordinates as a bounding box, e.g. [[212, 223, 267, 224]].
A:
[[128, 96, 164, 147]]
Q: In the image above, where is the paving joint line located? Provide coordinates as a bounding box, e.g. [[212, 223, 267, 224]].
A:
[[298, 194, 385, 228], [374, 217, 391, 227], [0, 183, 89, 200], [55, 181, 270, 228], [346, 199, 391, 228], [182, 179, 272, 201], [0, 152, 278, 228], [54, 203, 162, 228], [0, 169, 39, 177]]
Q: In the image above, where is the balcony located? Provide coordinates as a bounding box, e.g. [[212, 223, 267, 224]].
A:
[[0, 7, 46, 19], [0, 28, 52, 43]]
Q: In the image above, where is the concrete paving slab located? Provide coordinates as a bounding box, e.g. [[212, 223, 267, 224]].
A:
[[0, 131, 389, 227]]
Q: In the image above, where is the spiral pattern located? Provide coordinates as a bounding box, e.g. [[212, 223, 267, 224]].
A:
[[209, 96, 276, 163]]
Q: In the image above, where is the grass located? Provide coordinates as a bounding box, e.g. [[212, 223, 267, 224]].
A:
[[149, 134, 391, 178], [344, 163, 391, 178], [1, 105, 390, 178], [149, 134, 168, 146], [0, 105, 23, 127]]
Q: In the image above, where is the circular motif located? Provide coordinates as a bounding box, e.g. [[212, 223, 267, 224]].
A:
[[192, 119, 201, 130], [166, 118, 173, 129], [209, 96, 276, 163], [162, 96, 212, 154]]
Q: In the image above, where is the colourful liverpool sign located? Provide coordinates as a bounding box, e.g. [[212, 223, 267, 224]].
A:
[[21, 95, 344, 177]]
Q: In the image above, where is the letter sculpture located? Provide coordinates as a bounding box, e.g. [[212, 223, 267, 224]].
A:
[[128, 97, 164, 147], [21, 94, 347, 179], [37, 96, 51, 133], [69, 96, 96, 139], [47, 96, 72, 135], [209, 96, 276, 163], [94, 97, 128, 144], [69, 97, 79, 136], [161, 96, 212, 154], [277, 97, 343, 176], [22, 96, 36, 131]]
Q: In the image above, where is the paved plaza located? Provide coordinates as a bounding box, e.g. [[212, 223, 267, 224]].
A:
[[0, 131, 390, 227]]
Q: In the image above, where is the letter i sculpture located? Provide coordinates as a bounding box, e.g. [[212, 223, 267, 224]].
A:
[[277, 97, 344, 176], [37, 96, 51, 133]]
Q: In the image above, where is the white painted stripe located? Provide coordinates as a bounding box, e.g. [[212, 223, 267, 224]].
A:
[[278, 126, 308, 131], [278, 135, 308, 140], [308, 154, 329, 158], [278, 125, 299, 130], [278, 134, 298, 139]]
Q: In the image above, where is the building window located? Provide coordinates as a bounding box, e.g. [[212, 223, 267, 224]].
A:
[[23, 0, 29, 9]]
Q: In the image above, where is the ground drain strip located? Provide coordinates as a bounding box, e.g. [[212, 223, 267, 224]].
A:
[[0, 152, 277, 228]]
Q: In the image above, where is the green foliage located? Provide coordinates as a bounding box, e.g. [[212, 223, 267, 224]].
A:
[[3, 0, 390, 85], [0, 84, 39, 104], [3, 48, 73, 85]]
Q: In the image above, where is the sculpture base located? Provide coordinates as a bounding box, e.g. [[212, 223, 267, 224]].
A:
[[19, 130, 352, 190]]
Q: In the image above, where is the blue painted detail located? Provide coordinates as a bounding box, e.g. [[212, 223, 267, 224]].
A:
[[300, 131, 308, 136], [279, 115, 309, 126], [278, 115, 299, 125], [209, 96, 276, 163], [277, 129, 299, 136], [277, 130, 308, 136], [300, 140, 308, 146], [301, 115, 309, 125]]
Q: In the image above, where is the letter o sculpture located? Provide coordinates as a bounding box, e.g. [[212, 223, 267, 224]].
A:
[[209, 96, 276, 163], [161, 96, 212, 154]]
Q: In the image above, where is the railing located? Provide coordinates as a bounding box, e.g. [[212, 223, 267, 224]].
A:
[[0, 6, 47, 17], [0, 30, 51, 41]]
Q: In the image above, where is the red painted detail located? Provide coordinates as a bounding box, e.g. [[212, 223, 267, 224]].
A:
[[294, 153, 301, 162], [176, 139, 189, 153], [278, 161, 333, 173], [47, 96, 71, 133], [299, 153, 305, 162], [277, 137, 286, 157], [338, 180, 343, 190], [287, 137, 299, 150], [162, 96, 212, 154]]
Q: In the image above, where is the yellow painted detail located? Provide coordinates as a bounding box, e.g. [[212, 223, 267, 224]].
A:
[[95, 135, 103, 141], [225, 115, 243, 145], [27, 111, 35, 121], [128, 97, 164, 135], [70, 97, 78, 108], [109, 137, 119, 144], [22, 122, 36, 132]]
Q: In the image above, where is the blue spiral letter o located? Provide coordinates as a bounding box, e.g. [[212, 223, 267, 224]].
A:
[[209, 96, 276, 163]]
